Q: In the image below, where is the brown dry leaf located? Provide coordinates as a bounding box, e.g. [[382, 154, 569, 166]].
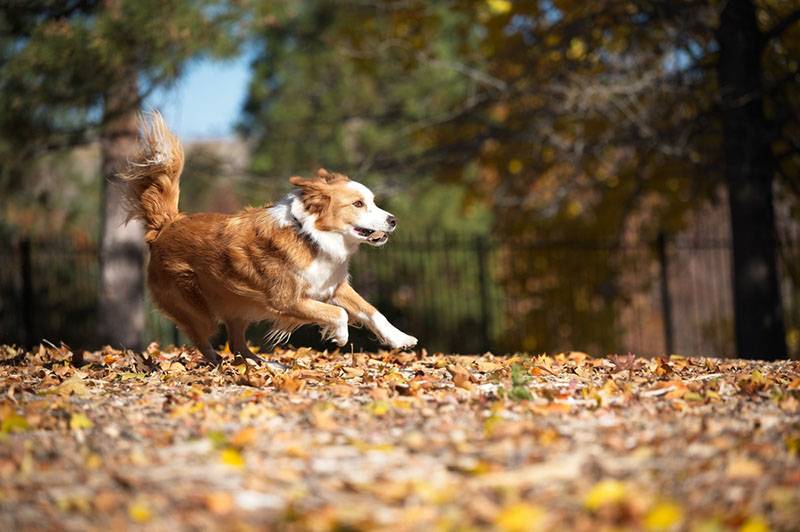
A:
[[230, 427, 257, 448], [530, 403, 572, 415], [653, 357, 672, 377], [779, 396, 799, 413], [663, 380, 689, 399], [2, 344, 799, 530], [275, 374, 305, 393], [727, 456, 764, 479], [310, 405, 338, 430], [567, 351, 590, 364], [370, 387, 390, 401], [610, 354, 636, 371], [330, 383, 355, 397], [447, 364, 474, 390], [48, 375, 90, 397], [475, 360, 504, 373], [206, 492, 234, 515], [342, 366, 365, 378]]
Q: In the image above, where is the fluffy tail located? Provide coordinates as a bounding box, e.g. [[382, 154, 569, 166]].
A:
[[120, 111, 184, 243]]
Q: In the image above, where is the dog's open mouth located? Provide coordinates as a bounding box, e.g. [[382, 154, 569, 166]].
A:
[[354, 226, 389, 245], [354, 226, 375, 237]]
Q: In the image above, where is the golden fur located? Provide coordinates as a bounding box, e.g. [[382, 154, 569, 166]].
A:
[[121, 112, 416, 364]]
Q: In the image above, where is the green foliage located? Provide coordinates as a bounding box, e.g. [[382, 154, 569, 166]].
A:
[[0, 0, 243, 217], [238, 0, 800, 354], [508, 364, 533, 401]]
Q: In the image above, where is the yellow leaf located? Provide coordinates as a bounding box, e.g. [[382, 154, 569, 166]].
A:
[[584, 479, 627, 511], [496, 502, 545, 532], [85, 453, 103, 469], [567, 38, 587, 60], [1, 406, 30, 433], [487, 0, 512, 15], [49, 375, 89, 397], [70, 413, 93, 431], [128, 500, 152, 523], [119, 372, 145, 381], [508, 159, 523, 174], [644, 501, 683, 530], [739, 516, 770, 532], [220, 448, 245, 469], [368, 400, 391, 416], [168, 361, 186, 373]]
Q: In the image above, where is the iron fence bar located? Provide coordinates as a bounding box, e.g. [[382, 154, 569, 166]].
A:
[[475, 236, 491, 353], [657, 232, 675, 355], [20, 238, 34, 348]]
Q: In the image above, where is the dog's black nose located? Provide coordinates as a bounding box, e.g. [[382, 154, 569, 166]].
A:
[[387, 215, 397, 228]]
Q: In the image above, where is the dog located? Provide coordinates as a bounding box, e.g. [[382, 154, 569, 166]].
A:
[[121, 111, 417, 364]]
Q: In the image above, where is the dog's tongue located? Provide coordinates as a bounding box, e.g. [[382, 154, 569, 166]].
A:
[[368, 230, 386, 242]]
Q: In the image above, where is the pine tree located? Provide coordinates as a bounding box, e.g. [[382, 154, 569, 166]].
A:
[[0, 0, 242, 349]]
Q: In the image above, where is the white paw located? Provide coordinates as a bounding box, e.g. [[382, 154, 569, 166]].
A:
[[386, 331, 418, 350], [333, 311, 349, 346], [334, 328, 349, 346]]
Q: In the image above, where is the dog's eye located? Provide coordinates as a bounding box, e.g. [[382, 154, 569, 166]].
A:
[[352, 200, 365, 208]]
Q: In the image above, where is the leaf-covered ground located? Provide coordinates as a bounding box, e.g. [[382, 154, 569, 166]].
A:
[[1, 345, 799, 531]]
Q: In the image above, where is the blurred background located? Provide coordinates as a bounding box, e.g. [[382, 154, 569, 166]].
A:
[[1, 0, 798, 358]]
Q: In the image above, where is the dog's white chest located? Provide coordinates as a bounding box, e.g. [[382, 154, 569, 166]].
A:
[[300, 257, 348, 300]]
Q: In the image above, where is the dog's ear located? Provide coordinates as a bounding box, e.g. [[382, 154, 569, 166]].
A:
[[289, 175, 318, 188], [317, 168, 349, 184], [290, 175, 331, 217]]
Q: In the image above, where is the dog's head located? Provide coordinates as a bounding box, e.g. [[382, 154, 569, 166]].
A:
[[289, 169, 396, 247]]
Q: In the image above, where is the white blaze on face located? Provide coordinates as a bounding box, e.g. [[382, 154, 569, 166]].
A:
[[347, 181, 395, 233]]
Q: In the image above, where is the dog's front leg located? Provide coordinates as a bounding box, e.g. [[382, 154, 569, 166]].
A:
[[333, 282, 418, 350]]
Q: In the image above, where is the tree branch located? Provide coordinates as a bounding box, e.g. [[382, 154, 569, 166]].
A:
[[762, 8, 800, 44]]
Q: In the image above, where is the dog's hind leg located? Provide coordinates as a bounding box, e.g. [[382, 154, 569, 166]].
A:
[[227, 318, 291, 371], [151, 285, 221, 365], [168, 307, 221, 365], [225, 319, 263, 364]]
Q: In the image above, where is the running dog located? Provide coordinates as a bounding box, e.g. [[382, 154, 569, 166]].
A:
[[121, 112, 417, 364]]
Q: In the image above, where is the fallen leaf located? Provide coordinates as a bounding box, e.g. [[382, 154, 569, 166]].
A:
[[447, 364, 474, 390], [584, 479, 627, 511], [128, 500, 152, 523], [739, 516, 769, 532], [206, 492, 234, 515], [48, 375, 90, 397], [69, 413, 93, 431], [644, 501, 683, 531], [220, 448, 245, 469], [230, 427, 257, 448], [727, 456, 763, 479], [495, 502, 545, 532]]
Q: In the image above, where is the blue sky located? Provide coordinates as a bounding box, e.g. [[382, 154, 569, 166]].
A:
[[148, 53, 252, 140]]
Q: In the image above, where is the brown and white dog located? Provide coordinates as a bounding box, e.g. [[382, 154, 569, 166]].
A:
[[121, 112, 417, 364]]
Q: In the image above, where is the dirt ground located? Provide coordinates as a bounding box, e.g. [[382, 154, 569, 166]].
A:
[[0, 344, 799, 531]]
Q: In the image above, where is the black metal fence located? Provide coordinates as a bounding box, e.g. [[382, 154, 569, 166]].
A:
[[1, 233, 798, 356]]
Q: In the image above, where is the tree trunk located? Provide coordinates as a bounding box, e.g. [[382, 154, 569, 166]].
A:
[[97, 71, 145, 350], [717, 0, 787, 359]]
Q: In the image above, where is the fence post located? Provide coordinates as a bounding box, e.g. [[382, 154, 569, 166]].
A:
[[657, 232, 675, 355], [475, 236, 492, 352], [20, 238, 34, 348]]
